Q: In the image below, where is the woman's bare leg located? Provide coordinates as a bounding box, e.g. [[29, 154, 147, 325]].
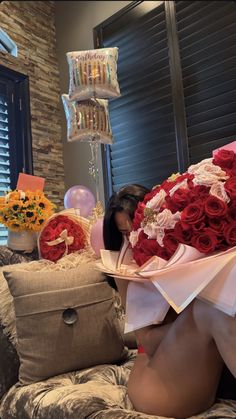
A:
[[193, 299, 236, 376], [127, 300, 234, 418]]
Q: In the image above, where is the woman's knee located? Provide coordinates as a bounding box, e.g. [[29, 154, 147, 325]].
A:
[[192, 299, 236, 338]]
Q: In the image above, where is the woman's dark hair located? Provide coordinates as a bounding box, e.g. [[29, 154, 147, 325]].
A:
[[103, 184, 150, 289]]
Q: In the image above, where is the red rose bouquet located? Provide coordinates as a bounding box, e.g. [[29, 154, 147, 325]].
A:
[[38, 210, 90, 262], [129, 148, 236, 266]]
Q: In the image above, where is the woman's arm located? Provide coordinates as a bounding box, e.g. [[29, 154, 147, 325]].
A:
[[114, 277, 129, 310], [114, 276, 178, 357], [135, 307, 178, 357]]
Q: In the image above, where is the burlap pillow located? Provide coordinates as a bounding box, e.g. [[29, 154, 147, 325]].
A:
[[4, 268, 127, 385]]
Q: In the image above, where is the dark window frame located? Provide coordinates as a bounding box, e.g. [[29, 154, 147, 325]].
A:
[[0, 64, 33, 189]]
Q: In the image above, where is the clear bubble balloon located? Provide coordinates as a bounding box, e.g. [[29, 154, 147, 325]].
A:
[[90, 217, 104, 257], [64, 185, 96, 218]]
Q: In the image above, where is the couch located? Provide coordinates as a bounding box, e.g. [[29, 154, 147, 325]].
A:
[[0, 246, 236, 419]]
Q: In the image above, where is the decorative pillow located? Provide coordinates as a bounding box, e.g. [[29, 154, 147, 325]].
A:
[[62, 95, 113, 144], [67, 48, 120, 100], [0, 254, 105, 346], [3, 266, 127, 385]]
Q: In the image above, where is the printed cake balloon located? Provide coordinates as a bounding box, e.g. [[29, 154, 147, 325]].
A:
[[67, 48, 120, 101], [62, 95, 113, 144]]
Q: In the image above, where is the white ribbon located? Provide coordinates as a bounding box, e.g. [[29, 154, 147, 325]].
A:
[[46, 229, 74, 256]]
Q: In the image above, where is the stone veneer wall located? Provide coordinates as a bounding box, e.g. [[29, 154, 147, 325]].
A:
[[0, 0, 65, 209]]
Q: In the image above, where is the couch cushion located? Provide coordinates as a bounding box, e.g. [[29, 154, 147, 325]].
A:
[[0, 324, 19, 400], [0, 245, 38, 267], [1, 352, 236, 419], [0, 246, 38, 397], [3, 264, 127, 385]]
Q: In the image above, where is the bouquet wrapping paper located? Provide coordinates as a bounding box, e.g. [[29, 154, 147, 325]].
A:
[[97, 142, 236, 331]]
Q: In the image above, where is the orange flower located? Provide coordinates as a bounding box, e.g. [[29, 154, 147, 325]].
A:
[[0, 189, 56, 232]]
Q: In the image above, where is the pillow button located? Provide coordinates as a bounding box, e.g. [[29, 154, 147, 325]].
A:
[[62, 308, 78, 325]]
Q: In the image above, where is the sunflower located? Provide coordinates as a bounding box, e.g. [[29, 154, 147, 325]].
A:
[[0, 189, 56, 232]]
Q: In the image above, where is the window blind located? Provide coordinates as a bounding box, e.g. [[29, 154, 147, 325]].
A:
[[95, 0, 236, 200], [0, 83, 11, 244], [99, 2, 178, 194], [0, 65, 33, 245], [176, 0, 236, 163]]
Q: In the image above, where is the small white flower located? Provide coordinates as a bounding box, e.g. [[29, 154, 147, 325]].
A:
[[144, 222, 159, 239], [188, 158, 213, 174], [169, 179, 188, 197], [146, 189, 167, 210], [143, 209, 181, 245], [209, 181, 230, 203], [155, 209, 181, 229], [188, 159, 228, 187], [129, 228, 142, 248], [156, 227, 166, 246]]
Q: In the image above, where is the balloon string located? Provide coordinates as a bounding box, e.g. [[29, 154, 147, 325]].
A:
[[89, 142, 100, 202]]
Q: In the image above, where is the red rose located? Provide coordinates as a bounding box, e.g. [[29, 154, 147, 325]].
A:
[[192, 219, 206, 231], [69, 233, 86, 251], [47, 246, 65, 262], [39, 241, 50, 255], [133, 249, 151, 266], [205, 196, 227, 218], [191, 228, 218, 253], [224, 177, 236, 199], [181, 201, 205, 224], [133, 234, 161, 266], [208, 217, 227, 234], [143, 186, 161, 204], [163, 230, 179, 254], [174, 221, 193, 244], [138, 238, 160, 256], [166, 188, 191, 212], [40, 242, 65, 261], [156, 246, 172, 261], [55, 222, 70, 235], [55, 215, 67, 223], [216, 241, 229, 252], [231, 160, 236, 176], [224, 222, 236, 245], [161, 173, 193, 194], [227, 200, 236, 222], [134, 231, 174, 263], [40, 226, 55, 241], [48, 219, 58, 229], [213, 149, 235, 170], [190, 185, 210, 200], [39, 214, 86, 262], [132, 202, 146, 230]]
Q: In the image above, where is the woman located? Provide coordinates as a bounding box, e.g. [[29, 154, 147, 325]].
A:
[[103, 184, 236, 419], [103, 184, 150, 294]]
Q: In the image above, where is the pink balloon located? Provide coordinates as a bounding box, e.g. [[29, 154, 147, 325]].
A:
[[64, 185, 96, 218], [90, 217, 104, 257]]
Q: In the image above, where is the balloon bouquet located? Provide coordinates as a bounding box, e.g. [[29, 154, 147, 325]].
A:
[[60, 47, 121, 258]]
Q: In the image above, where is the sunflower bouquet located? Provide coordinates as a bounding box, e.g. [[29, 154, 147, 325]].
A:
[[0, 190, 55, 232]]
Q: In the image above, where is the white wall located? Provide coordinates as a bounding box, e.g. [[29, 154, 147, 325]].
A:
[[55, 1, 131, 204]]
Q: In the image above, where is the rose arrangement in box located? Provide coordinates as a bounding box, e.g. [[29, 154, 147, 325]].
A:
[[129, 148, 236, 266], [38, 211, 90, 262], [0, 190, 55, 232]]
